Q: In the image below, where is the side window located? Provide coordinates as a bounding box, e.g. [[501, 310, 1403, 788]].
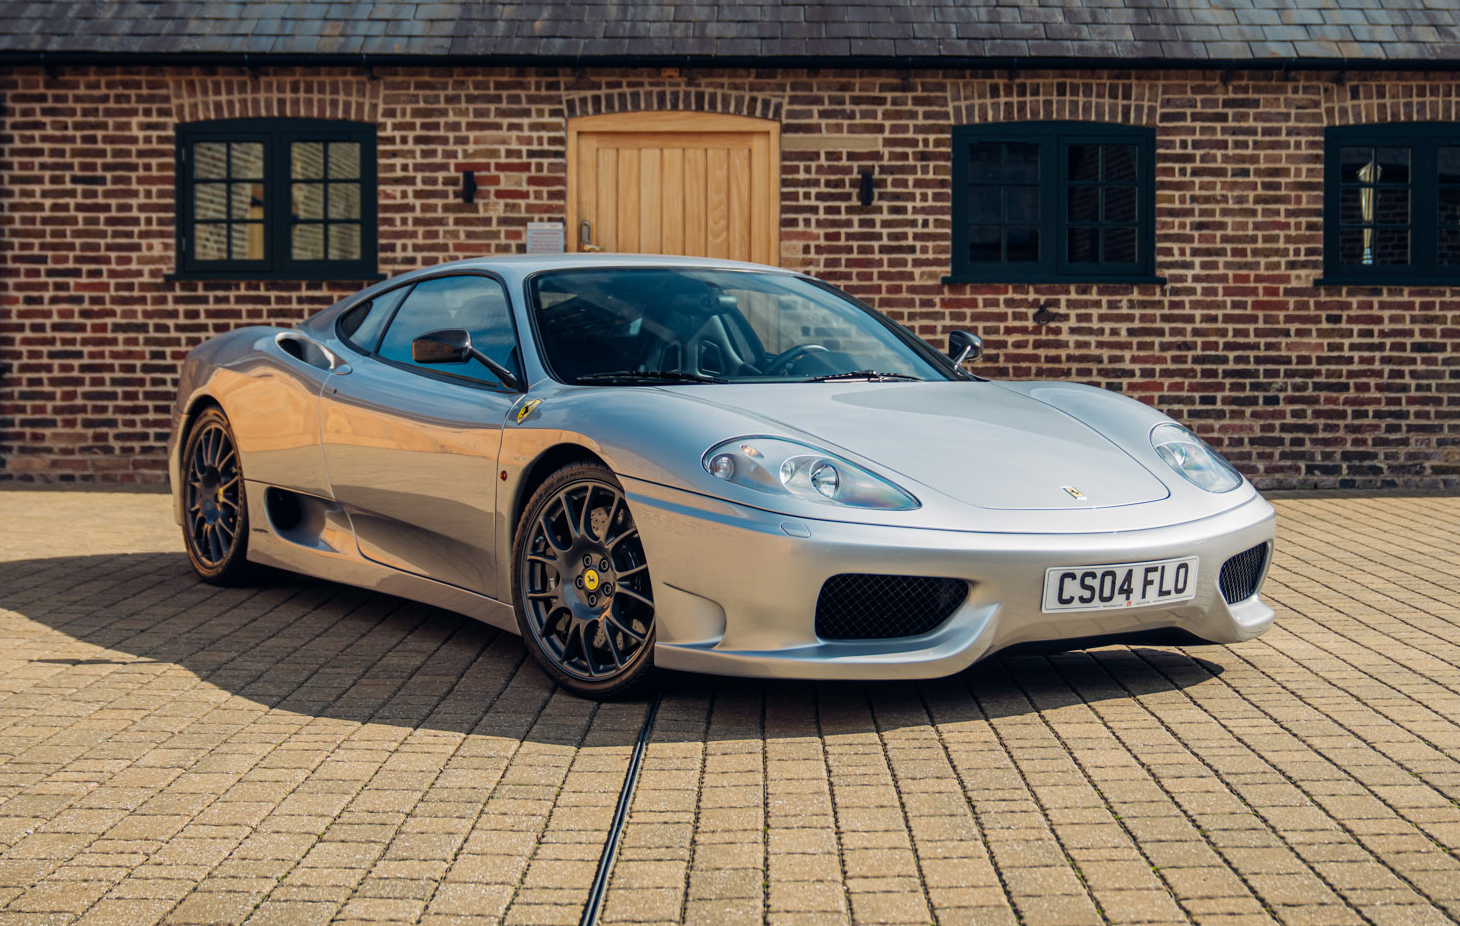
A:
[[376, 275, 518, 385], [337, 285, 409, 354]]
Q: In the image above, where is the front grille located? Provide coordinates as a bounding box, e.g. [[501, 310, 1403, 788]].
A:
[[1219, 543, 1269, 604], [815, 574, 968, 640]]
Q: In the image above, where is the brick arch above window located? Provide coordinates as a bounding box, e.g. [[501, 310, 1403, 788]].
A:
[[563, 88, 783, 123], [169, 74, 384, 126], [1324, 81, 1460, 128], [950, 79, 1161, 129]]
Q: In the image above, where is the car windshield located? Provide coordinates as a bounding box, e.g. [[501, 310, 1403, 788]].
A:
[[528, 267, 956, 385]]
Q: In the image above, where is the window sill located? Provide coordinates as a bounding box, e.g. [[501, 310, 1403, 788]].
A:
[[942, 274, 1167, 286], [1314, 276, 1460, 287], [165, 271, 387, 284]]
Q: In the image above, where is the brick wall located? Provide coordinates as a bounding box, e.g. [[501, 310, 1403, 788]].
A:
[[1, 65, 1457, 488]]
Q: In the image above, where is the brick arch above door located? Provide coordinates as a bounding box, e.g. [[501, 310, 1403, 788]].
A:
[[566, 111, 781, 265], [564, 88, 784, 122]]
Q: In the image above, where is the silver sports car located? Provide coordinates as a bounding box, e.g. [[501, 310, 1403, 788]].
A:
[[170, 255, 1275, 698]]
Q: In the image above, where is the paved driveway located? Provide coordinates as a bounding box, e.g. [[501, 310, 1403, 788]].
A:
[[0, 490, 1457, 926]]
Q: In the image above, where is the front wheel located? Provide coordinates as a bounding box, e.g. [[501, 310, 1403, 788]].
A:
[[181, 406, 254, 586], [511, 462, 657, 699]]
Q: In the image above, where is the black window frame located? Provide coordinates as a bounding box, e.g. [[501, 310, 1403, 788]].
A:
[[173, 118, 379, 282], [946, 121, 1160, 285], [1321, 122, 1460, 286]]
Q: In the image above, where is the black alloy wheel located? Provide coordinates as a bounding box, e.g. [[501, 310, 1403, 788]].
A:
[[512, 462, 656, 699], [182, 407, 253, 585]]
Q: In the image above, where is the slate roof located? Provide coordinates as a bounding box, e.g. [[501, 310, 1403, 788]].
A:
[[0, 0, 1457, 64]]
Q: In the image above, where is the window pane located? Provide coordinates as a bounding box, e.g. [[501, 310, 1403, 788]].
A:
[[1067, 185, 1099, 223], [1104, 186, 1137, 223], [968, 186, 1000, 224], [968, 226, 1000, 262], [292, 141, 325, 180], [1006, 186, 1038, 224], [1440, 227, 1460, 266], [1006, 227, 1039, 263], [1067, 227, 1098, 263], [1439, 188, 1460, 226], [194, 183, 227, 221], [195, 223, 228, 260], [969, 144, 1000, 183], [231, 142, 264, 179], [194, 142, 227, 179], [1104, 146, 1137, 183], [329, 223, 362, 261], [1006, 143, 1039, 183], [329, 183, 362, 220], [292, 223, 325, 260], [1068, 145, 1100, 182], [1440, 147, 1460, 185], [1340, 147, 1375, 184], [1339, 188, 1367, 225], [1372, 228, 1409, 265], [1104, 227, 1137, 264], [1339, 228, 1368, 265], [1374, 188, 1409, 226], [292, 183, 324, 220], [231, 182, 263, 220], [230, 223, 264, 261], [328, 142, 361, 179], [1375, 147, 1409, 185]]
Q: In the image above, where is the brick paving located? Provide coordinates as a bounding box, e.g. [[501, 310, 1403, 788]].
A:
[[0, 490, 1457, 926]]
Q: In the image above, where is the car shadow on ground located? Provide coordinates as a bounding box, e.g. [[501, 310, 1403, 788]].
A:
[[0, 552, 1228, 749]]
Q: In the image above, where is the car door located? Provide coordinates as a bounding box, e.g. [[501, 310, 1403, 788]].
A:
[[320, 272, 522, 598]]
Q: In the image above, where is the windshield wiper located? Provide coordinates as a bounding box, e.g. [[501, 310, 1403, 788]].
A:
[[804, 370, 924, 383], [575, 370, 728, 385]]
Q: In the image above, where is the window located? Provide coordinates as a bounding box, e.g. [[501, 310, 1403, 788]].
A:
[[376, 275, 519, 388], [338, 286, 410, 354], [1323, 123, 1460, 284], [175, 119, 377, 280], [948, 122, 1158, 284]]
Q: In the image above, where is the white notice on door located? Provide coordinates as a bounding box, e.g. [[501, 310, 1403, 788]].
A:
[[525, 222, 565, 254]]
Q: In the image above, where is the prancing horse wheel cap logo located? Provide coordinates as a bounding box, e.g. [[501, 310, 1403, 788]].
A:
[[583, 568, 600, 591], [1062, 486, 1086, 500]]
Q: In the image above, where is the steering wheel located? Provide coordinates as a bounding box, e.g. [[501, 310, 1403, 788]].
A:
[[762, 344, 830, 376]]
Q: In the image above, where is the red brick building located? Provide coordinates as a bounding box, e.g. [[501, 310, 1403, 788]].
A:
[[2, 1, 1458, 488]]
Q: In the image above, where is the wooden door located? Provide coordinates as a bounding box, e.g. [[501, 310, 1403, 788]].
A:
[[567, 112, 780, 265]]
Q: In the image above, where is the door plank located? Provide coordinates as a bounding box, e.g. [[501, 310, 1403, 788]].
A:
[[685, 147, 707, 257], [639, 146, 662, 253], [750, 133, 771, 265], [617, 148, 640, 255], [662, 147, 685, 256], [595, 145, 617, 252], [706, 147, 729, 259], [729, 146, 751, 262]]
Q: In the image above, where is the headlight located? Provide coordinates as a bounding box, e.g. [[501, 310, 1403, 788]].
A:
[[1150, 423, 1243, 493], [703, 437, 919, 510]]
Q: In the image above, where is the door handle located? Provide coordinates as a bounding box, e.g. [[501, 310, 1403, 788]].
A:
[[580, 220, 602, 252]]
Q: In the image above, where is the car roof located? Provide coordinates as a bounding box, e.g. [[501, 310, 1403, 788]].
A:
[[408, 253, 796, 276]]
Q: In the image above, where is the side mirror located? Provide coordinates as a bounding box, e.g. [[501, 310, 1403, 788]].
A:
[[412, 328, 473, 364], [948, 330, 982, 367]]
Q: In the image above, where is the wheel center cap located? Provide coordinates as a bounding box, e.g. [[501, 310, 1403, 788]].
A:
[[583, 568, 600, 592]]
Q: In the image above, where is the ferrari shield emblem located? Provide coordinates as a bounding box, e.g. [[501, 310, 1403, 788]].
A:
[[515, 399, 542, 424], [1062, 486, 1086, 500]]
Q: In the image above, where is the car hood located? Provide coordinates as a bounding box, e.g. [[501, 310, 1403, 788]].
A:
[[676, 382, 1169, 510]]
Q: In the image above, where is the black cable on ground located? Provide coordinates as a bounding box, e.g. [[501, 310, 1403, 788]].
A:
[[579, 691, 662, 926]]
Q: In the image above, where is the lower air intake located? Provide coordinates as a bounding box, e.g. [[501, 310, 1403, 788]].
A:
[[815, 574, 968, 641], [1219, 543, 1269, 604]]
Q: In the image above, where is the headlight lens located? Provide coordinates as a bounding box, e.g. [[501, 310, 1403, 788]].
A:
[[1150, 423, 1243, 493], [702, 437, 918, 510]]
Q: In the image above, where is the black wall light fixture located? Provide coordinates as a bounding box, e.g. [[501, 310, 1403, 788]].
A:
[[461, 170, 477, 204], [859, 169, 875, 206]]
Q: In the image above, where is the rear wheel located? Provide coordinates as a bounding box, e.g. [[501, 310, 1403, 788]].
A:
[[181, 407, 253, 586], [511, 462, 656, 699]]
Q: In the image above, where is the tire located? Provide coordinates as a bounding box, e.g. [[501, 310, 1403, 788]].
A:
[[511, 462, 657, 699], [180, 406, 255, 586]]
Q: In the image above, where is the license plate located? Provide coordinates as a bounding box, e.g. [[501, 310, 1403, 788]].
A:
[[1041, 556, 1198, 613]]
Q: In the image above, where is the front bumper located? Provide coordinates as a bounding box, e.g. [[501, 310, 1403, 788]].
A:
[[624, 477, 1276, 680]]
